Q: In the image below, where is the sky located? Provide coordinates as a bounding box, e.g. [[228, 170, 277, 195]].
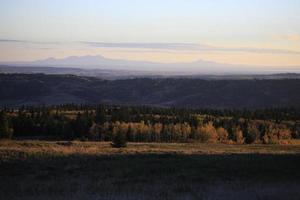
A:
[[0, 0, 300, 68]]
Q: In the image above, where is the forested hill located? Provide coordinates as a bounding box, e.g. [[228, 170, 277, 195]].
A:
[[0, 73, 300, 108]]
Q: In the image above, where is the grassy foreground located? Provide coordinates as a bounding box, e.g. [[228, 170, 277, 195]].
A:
[[1, 141, 300, 200]]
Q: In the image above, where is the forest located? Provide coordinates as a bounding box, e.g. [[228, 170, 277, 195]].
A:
[[1, 73, 300, 108], [1, 104, 299, 144]]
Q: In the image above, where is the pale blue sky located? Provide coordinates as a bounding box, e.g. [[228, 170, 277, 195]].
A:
[[0, 0, 300, 66]]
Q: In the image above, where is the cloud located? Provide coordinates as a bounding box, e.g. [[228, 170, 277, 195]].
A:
[[0, 39, 28, 43], [82, 41, 300, 55], [273, 34, 300, 41], [1, 39, 299, 55], [217, 46, 300, 55], [81, 42, 211, 51], [0, 39, 61, 45]]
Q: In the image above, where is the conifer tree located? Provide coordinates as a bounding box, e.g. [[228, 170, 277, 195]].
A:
[[111, 125, 127, 148], [0, 111, 13, 139]]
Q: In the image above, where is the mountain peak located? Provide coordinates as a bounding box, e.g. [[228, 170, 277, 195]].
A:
[[2, 55, 299, 74]]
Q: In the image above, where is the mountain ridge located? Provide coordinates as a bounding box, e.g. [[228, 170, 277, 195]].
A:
[[2, 55, 300, 74]]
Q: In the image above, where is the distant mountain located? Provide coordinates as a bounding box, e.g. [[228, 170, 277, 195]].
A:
[[2, 55, 299, 74], [0, 55, 234, 73], [1, 73, 299, 108]]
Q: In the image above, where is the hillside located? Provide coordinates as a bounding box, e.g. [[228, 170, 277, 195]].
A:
[[0, 73, 300, 108], [2, 65, 300, 80]]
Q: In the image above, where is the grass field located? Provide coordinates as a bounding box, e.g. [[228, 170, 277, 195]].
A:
[[1, 141, 300, 200]]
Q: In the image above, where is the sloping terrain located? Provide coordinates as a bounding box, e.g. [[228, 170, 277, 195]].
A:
[[1, 141, 300, 200], [0, 73, 300, 108]]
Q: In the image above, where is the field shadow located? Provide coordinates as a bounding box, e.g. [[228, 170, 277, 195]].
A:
[[1, 153, 300, 200]]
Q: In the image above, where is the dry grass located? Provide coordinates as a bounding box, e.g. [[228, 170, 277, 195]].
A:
[[1, 140, 300, 158], [1, 140, 300, 200]]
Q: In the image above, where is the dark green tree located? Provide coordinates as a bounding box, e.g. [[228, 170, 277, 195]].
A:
[[0, 111, 13, 139], [111, 128, 127, 148], [95, 106, 106, 124]]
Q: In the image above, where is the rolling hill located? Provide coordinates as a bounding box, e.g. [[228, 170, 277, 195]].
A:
[[0, 73, 299, 108]]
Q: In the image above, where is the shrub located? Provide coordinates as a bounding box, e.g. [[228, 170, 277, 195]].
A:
[[180, 123, 191, 142], [245, 124, 260, 144], [198, 122, 218, 143], [88, 123, 100, 141], [217, 127, 229, 142], [263, 125, 292, 144], [263, 134, 279, 144], [111, 131, 127, 148], [233, 128, 244, 144], [278, 128, 291, 140], [111, 122, 127, 148], [263, 125, 279, 144]]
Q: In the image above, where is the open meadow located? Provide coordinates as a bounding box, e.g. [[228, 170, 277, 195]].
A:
[[1, 140, 300, 200]]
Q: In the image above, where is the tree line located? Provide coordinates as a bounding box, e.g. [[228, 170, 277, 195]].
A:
[[0, 104, 299, 144]]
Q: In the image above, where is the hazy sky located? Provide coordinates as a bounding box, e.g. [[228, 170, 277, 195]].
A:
[[0, 0, 300, 67]]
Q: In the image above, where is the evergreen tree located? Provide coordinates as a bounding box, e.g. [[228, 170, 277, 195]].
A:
[[0, 111, 13, 139], [95, 106, 106, 124], [111, 127, 127, 148]]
